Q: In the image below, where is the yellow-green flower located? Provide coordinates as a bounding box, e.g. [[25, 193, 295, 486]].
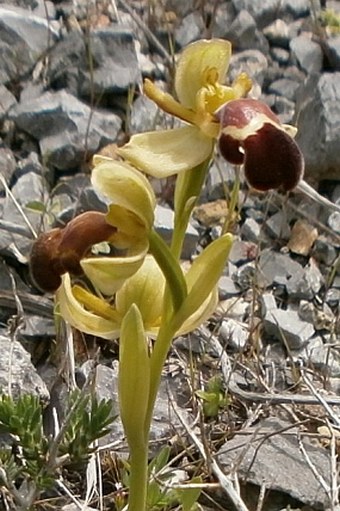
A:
[[30, 157, 156, 295], [117, 39, 252, 177], [56, 233, 233, 340]]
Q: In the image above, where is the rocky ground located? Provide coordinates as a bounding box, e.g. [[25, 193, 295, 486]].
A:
[[0, 0, 340, 510]]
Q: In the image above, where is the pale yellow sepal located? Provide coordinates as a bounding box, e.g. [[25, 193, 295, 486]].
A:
[[91, 159, 156, 230], [117, 126, 214, 178], [178, 288, 218, 336], [56, 274, 121, 339], [119, 304, 150, 449], [80, 242, 148, 295], [173, 233, 233, 331], [175, 39, 232, 109], [116, 255, 165, 336]]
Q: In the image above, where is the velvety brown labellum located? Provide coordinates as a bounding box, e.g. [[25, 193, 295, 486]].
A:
[[217, 98, 304, 192], [242, 123, 304, 192], [30, 211, 117, 292], [216, 98, 280, 129]]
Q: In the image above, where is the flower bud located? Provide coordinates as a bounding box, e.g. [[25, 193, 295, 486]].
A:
[[30, 212, 117, 292]]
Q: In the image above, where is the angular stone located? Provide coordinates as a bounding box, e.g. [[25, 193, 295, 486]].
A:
[[0, 5, 59, 84], [265, 210, 291, 240], [290, 33, 323, 74], [0, 335, 49, 402], [0, 85, 16, 121], [174, 12, 205, 48], [218, 275, 242, 299], [264, 308, 315, 348], [46, 28, 141, 98], [193, 199, 228, 228], [0, 145, 16, 191], [217, 417, 332, 509], [258, 249, 303, 288], [267, 77, 301, 101], [219, 318, 248, 351], [9, 90, 121, 170], [240, 217, 261, 243], [286, 258, 324, 300], [225, 10, 269, 53], [263, 19, 290, 47], [296, 73, 340, 181], [328, 211, 340, 234], [228, 239, 258, 266], [259, 292, 277, 317], [229, 49, 268, 87]]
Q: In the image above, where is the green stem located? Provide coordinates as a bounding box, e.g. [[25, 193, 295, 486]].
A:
[[144, 321, 177, 437], [128, 444, 149, 511], [148, 229, 187, 311]]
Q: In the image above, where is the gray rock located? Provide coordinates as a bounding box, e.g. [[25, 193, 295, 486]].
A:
[[164, 0, 196, 18], [19, 315, 55, 341], [211, 2, 237, 39], [9, 89, 121, 170], [228, 239, 257, 266], [174, 11, 205, 48], [272, 95, 296, 123], [225, 10, 269, 53], [270, 46, 291, 65], [259, 292, 277, 316], [217, 417, 332, 509], [258, 249, 303, 288], [0, 145, 16, 191], [0, 334, 49, 402], [325, 287, 340, 307], [267, 77, 301, 101], [219, 318, 248, 351], [218, 275, 241, 299], [0, 162, 48, 257], [326, 34, 340, 70], [304, 338, 340, 377], [154, 204, 198, 259], [46, 28, 141, 98], [290, 33, 323, 74], [296, 72, 340, 182], [229, 49, 268, 87], [312, 236, 337, 266], [263, 19, 290, 48], [286, 258, 324, 300], [0, 5, 59, 84], [231, 0, 313, 28], [240, 217, 261, 243], [0, 85, 17, 121], [265, 210, 291, 240], [79, 361, 192, 455], [328, 211, 340, 234], [264, 308, 315, 348]]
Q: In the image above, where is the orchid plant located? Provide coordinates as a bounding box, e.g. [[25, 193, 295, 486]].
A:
[[30, 39, 304, 511]]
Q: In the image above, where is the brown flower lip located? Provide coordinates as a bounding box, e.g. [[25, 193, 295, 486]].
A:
[[216, 98, 305, 192], [30, 211, 117, 293]]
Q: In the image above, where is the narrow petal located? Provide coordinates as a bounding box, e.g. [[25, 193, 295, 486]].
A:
[[91, 159, 156, 230], [175, 39, 231, 109], [119, 304, 150, 449], [117, 126, 214, 177], [56, 274, 121, 339], [81, 241, 148, 295], [116, 255, 165, 332]]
